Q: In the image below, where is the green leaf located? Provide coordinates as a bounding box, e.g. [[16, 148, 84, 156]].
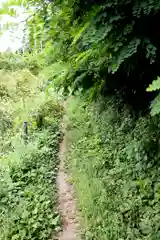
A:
[[147, 77, 160, 92], [51, 215, 60, 226], [71, 22, 90, 46]]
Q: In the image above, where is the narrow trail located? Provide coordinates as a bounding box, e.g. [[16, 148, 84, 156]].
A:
[[57, 106, 80, 240]]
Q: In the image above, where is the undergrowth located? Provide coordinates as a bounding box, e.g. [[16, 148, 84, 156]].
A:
[[65, 93, 160, 240], [0, 125, 61, 240], [0, 54, 62, 240]]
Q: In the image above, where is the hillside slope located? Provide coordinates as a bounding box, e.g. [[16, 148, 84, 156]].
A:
[[65, 94, 160, 240]]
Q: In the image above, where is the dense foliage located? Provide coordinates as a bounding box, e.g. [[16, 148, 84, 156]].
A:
[[2, 0, 160, 111], [0, 54, 62, 239], [66, 94, 160, 240], [0, 126, 61, 240], [1, 0, 160, 239], [18, 0, 160, 111]]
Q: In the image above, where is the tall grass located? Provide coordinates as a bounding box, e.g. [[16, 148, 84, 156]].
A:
[[65, 93, 160, 240]]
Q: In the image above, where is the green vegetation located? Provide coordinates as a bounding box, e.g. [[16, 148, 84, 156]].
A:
[[65, 94, 160, 240], [1, 0, 160, 239], [2, 0, 160, 113], [0, 54, 62, 240], [18, 0, 160, 111]]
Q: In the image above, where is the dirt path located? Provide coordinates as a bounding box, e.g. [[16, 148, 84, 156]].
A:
[[57, 109, 80, 240]]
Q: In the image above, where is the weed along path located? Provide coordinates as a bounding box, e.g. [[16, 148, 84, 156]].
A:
[[57, 108, 80, 240]]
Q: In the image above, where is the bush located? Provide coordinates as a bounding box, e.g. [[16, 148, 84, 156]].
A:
[[0, 125, 61, 240]]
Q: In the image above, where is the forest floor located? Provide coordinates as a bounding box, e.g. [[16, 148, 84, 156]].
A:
[[57, 105, 80, 240]]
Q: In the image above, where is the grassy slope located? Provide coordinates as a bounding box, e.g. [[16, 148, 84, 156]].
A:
[[0, 56, 62, 240], [65, 94, 160, 240]]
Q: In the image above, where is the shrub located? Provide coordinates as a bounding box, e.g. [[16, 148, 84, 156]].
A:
[[0, 125, 61, 240]]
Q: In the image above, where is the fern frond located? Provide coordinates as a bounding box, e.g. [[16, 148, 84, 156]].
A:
[[71, 22, 90, 46], [147, 77, 160, 92], [110, 38, 141, 73]]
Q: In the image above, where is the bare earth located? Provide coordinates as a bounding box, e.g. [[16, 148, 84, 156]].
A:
[[57, 112, 80, 240]]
